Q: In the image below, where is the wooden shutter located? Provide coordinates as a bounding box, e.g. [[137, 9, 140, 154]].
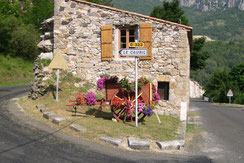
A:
[[101, 25, 113, 61], [140, 23, 152, 60]]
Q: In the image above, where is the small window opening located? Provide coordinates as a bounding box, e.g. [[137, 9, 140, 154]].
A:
[[158, 82, 169, 101]]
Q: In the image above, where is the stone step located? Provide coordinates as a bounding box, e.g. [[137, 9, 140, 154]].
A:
[[43, 112, 57, 120], [70, 124, 87, 132], [36, 104, 48, 113], [100, 136, 123, 146], [157, 140, 185, 150], [52, 117, 66, 125], [128, 138, 150, 150]]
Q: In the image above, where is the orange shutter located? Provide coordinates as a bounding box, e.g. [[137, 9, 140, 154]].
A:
[[101, 25, 113, 61], [140, 23, 152, 60]]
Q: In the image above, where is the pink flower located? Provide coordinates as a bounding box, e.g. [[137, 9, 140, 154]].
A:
[[97, 78, 105, 90], [85, 93, 97, 106]]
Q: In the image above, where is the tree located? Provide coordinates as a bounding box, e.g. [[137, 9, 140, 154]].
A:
[[150, 0, 188, 25], [10, 24, 39, 60], [85, 0, 113, 6], [205, 63, 244, 104], [25, 0, 54, 29], [0, 0, 22, 54], [205, 68, 233, 103], [190, 37, 210, 71], [0, 0, 40, 60], [229, 63, 244, 91]]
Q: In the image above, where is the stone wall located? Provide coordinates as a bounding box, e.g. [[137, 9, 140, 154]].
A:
[[29, 18, 54, 99], [51, 0, 191, 117], [37, 17, 54, 59], [190, 79, 205, 98]]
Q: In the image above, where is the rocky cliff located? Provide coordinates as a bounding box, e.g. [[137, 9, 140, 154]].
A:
[[179, 0, 244, 11]]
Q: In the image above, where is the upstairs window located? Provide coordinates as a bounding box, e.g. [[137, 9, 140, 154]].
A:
[[101, 23, 152, 61], [119, 27, 137, 58], [119, 27, 137, 49]]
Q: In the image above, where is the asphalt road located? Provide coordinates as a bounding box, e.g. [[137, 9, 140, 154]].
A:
[[190, 99, 244, 163], [0, 85, 212, 163]]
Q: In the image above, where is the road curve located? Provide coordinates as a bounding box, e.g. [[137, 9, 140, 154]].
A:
[[190, 99, 244, 163], [0, 86, 211, 163]]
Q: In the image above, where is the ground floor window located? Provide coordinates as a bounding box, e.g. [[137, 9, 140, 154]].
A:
[[158, 82, 169, 100]]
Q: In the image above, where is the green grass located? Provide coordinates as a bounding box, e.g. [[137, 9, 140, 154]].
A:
[[212, 102, 244, 107], [0, 55, 34, 86], [39, 58, 51, 67], [186, 124, 197, 133], [188, 111, 199, 117], [19, 76, 181, 142]]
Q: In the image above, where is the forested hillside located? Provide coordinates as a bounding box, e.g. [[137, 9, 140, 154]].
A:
[[0, 0, 53, 86], [112, 0, 159, 15], [184, 7, 244, 41], [191, 40, 244, 85]]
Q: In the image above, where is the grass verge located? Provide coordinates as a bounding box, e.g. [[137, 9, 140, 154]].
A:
[[0, 55, 34, 87], [212, 102, 244, 107], [185, 123, 202, 143], [19, 76, 181, 142], [188, 111, 199, 117]]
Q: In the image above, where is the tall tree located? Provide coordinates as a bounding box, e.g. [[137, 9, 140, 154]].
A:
[[150, 0, 188, 25], [205, 68, 232, 103], [0, 0, 40, 60], [229, 63, 244, 91], [190, 37, 209, 71], [25, 0, 54, 29]]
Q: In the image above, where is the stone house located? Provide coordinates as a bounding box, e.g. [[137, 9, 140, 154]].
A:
[[52, 0, 192, 118]]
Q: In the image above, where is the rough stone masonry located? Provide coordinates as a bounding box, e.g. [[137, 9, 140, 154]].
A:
[[32, 0, 192, 118]]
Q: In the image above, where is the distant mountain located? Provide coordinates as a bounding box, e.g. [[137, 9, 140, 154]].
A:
[[180, 0, 244, 11]]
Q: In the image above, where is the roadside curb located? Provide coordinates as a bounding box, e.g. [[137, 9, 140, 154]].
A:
[[70, 124, 87, 132], [100, 136, 123, 147], [19, 101, 187, 151], [157, 140, 185, 150], [43, 112, 57, 120], [128, 138, 150, 150], [99, 121, 187, 151], [52, 117, 66, 125], [36, 105, 187, 151]]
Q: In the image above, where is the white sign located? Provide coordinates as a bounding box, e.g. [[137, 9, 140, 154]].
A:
[[119, 49, 148, 57], [227, 89, 233, 97]]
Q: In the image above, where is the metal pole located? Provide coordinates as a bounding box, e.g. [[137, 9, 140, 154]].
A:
[[229, 96, 231, 104], [135, 57, 138, 127], [56, 68, 59, 101]]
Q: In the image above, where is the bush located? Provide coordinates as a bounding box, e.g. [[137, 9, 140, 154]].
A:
[[39, 58, 52, 67], [233, 93, 244, 104], [9, 24, 40, 60]]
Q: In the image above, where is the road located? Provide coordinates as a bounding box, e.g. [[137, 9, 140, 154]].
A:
[[0, 85, 212, 162], [189, 99, 244, 163]]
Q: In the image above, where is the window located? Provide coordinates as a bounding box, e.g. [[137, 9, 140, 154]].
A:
[[158, 82, 169, 101], [101, 23, 152, 61], [119, 27, 137, 49], [119, 27, 137, 58]]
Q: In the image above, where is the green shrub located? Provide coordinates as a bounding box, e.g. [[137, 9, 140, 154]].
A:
[[233, 93, 244, 104], [39, 59, 52, 67]]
